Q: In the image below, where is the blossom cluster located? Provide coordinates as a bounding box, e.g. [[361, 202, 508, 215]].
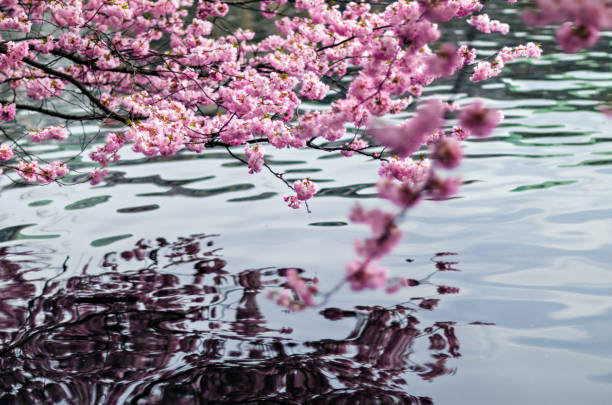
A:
[[468, 14, 510, 35], [347, 96, 504, 294], [0, 103, 15, 121], [523, 0, 612, 53], [16, 160, 68, 183], [0, 0, 601, 189], [284, 178, 317, 209], [471, 43, 542, 82], [29, 126, 69, 143]]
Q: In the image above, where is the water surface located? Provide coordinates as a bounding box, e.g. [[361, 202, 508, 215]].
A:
[[1, 3, 612, 404]]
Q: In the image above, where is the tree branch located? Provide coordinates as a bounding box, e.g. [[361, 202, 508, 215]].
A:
[[1, 101, 107, 121], [0, 46, 129, 124]]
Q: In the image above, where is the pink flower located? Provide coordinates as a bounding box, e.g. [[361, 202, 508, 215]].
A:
[[349, 205, 394, 234], [421, 0, 460, 22], [510, 42, 542, 59], [90, 169, 109, 185], [354, 222, 403, 259], [470, 43, 540, 82], [431, 137, 463, 169], [451, 126, 469, 140], [197, 1, 228, 19], [293, 178, 316, 201], [284, 195, 302, 209], [367, 93, 393, 116], [300, 72, 329, 100], [29, 126, 69, 143], [426, 176, 461, 200], [458, 101, 503, 138], [25, 78, 64, 100], [370, 99, 445, 158], [0, 143, 13, 161], [426, 44, 460, 78], [457, 45, 477, 66], [470, 61, 496, 82], [371, 36, 398, 61], [341, 139, 367, 157], [350, 203, 403, 258], [16, 160, 40, 183], [345, 260, 388, 291], [377, 178, 423, 208], [1, 41, 28, 68], [468, 14, 510, 35], [245, 145, 265, 174], [39, 161, 68, 182], [556, 22, 600, 53], [90, 133, 125, 168], [379, 156, 431, 185], [0, 104, 16, 121]]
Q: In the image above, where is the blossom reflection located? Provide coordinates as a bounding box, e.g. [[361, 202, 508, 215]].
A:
[[0, 236, 476, 404]]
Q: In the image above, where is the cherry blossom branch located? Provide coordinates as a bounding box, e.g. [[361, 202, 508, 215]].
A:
[[16, 55, 128, 123]]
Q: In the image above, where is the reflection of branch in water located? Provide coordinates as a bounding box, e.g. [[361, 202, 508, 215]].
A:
[[0, 236, 487, 404]]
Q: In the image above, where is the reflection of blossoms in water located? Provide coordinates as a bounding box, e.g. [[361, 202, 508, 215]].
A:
[[0, 237, 484, 404]]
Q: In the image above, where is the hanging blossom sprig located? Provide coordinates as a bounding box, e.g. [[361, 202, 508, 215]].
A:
[[470, 43, 543, 82], [468, 14, 510, 35], [274, 97, 503, 310]]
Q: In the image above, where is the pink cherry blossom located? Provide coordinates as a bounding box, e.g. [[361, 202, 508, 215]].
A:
[[426, 176, 462, 200], [0, 143, 13, 161], [425, 44, 461, 78], [300, 72, 329, 100], [90, 133, 125, 168], [471, 43, 541, 82], [293, 178, 317, 201], [379, 156, 431, 185], [0, 103, 16, 121], [29, 126, 69, 143], [349, 203, 403, 258], [284, 195, 302, 210], [16, 160, 40, 183], [432, 137, 463, 169], [90, 169, 109, 185], [370, 99, 445, 158], [556, 22, 600, 53], [245, 145, 265, 174], [599, 103, 612, 118], [468, 14, 510, 35], [458, 101, 504, 138], [0, 41, 28, 68], [377, 178, 424, 208], [341, 139, 368, 157], [39, 161, 69, 182], [25, 78, 64, 100]]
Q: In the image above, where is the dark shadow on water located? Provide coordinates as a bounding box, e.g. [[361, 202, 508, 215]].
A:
[[0, 237, 477, 404]]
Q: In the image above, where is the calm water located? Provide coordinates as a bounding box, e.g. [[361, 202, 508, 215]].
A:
[[1, 4, 612, 404]]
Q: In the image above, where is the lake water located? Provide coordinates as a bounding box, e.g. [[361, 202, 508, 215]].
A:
[[1, 4, 612, 404]]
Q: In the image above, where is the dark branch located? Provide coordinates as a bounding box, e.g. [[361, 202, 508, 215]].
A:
[[1, 101, 107, 121]]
